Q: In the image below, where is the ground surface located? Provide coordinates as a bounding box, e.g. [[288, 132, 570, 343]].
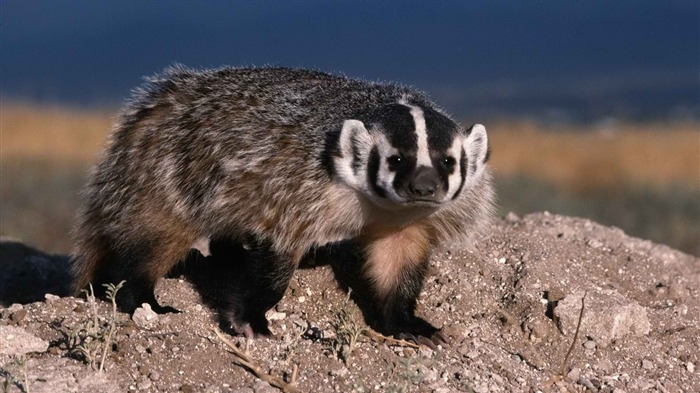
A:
[[1, 212, 698, 392]]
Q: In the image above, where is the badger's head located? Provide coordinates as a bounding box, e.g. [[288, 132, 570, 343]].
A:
[[330, 99, 489, 211]]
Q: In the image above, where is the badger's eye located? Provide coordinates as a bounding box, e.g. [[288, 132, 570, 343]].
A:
[[442, 156, 457, 169], [387, 155, 403, 169]]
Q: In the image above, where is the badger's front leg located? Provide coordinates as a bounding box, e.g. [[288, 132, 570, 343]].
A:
[[195, 237, 298, 339], [362, 224, 449, 348]]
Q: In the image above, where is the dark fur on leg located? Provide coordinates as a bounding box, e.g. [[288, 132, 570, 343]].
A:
[[81, 235, 179, 314], [320, 239, 448, 348], [377, 259, 448, 349], [183, 237, 295, 338]]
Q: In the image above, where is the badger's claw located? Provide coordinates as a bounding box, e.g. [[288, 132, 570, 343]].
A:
[[397, 329, 450, 349]]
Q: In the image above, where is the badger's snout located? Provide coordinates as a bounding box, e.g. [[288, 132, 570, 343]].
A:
[[405, 166, 444, 202]]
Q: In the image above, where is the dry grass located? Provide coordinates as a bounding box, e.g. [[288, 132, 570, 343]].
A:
[[1, 102, 113, 164], [487, 120, 700, 193], [1, 103, 698, 255], [1, 103, 115, 253]]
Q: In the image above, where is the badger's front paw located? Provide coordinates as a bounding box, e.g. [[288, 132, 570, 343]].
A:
[[219, 310, 275, 339], [388, 317, 450, 349]]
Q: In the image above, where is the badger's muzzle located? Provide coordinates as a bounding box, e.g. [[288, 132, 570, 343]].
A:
[[405, 166, 444, 203]]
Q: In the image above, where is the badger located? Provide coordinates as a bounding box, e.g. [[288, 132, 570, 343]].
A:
[[71, 66, 494, 346]]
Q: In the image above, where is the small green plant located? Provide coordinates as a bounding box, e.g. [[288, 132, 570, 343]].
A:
[[385, 355, 426, 393], [68, 281, 125, 372], [1, 355, 29, 393], [329, 290, 366, 364]]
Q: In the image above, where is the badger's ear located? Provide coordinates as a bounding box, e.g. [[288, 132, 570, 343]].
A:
[[334, 119, 372, 189], [466, 124, 489, 178]]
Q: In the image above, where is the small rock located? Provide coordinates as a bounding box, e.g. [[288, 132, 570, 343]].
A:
[[668, 283, 688, 302], [44, 293, 61, 302], [583, 340, 597, 350], [132, 303, 159, 329], [330, 367, 349, 377], [0, 325, 49, 355], [577, 378, 598, 391], [587, 239, 604, 249], [266, 311, 286, 321], [490, 373, 504, 385], [554, 290, 651, 348], [505, 212, 520, 223], [596, 359, 614, 374], [457, 344, 470, 356], [149, 371, 161, 381], [641, 359, 653, 369], [686, 362, 695, 373], [10, 309, 27, 324], [297, 296, 306, 303], [566, 367, 581, 382], [422, 367, 438, 383], [179, 384, 195, 393], [137, 379, 152, 390]]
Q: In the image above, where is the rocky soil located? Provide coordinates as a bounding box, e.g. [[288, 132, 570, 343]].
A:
[[1, 212, 698, 392]]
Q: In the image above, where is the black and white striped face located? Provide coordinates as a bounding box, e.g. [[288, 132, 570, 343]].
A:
[[332, 100, 489, 209]]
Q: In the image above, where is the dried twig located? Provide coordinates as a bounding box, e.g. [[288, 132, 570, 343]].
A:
[[213, 328, 301, 393], [363, 329, 420, 349], [560, 291, 587, 376]]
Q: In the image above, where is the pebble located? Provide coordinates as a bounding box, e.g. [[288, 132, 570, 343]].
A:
[[10, 309, 27, 323], [641, 359, 654, 369], [686, 362, 695, 373], [137, 379, 152, 390], [505, 212, 520, 223], [266, 311, 286, 321], [132, 303, 159, 329], [0, 325, 49, 355], [490, 373, 504, 385], [588, 238, 603, 249], [584, 340, 597, 350], [149, 371, 161, 381], [138, 365, 151, 375], [44, 293, 61, 302], [577, 378, 597, 391], [422, 367, 438, 383], [596, 359, 614, 374], [566, 367, 581, 382], [179, 384, 195, 393], [457, 344, 471, 356], [330, 367, 349, 377]]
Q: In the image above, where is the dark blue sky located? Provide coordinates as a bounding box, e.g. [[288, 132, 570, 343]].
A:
[[2, 0, 698, 121]]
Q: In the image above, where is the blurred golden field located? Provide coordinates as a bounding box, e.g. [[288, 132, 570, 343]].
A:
[[1, 102, 699, 255]]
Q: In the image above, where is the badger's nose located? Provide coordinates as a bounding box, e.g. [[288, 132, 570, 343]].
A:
[[407, 166, 440, 198]]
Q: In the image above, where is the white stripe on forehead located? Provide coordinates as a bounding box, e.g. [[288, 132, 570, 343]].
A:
[[398, 100, 432, 168]]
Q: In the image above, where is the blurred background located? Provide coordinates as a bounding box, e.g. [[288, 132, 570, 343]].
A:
[[1, 0, 699, 256]]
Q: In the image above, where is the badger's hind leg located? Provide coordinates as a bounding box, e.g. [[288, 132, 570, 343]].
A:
[[361, 224, 449, 348], [74, 229, 191, 314], [189, 237, 296, 339]]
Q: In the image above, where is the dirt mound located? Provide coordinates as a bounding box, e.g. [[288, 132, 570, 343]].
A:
[[1, 212, 698, 392]]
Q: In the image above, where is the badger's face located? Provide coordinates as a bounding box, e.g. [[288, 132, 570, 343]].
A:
[[331, 100, 489, 210]]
